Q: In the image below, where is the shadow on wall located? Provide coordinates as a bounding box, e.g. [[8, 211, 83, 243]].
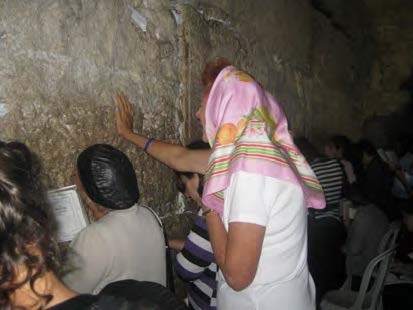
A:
[[362, 68, 413, 149], [310, 0, 351, 39]]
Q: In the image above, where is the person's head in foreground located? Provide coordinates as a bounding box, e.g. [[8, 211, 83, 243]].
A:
[[175, 141, 209, 206], [76, 144, 139, 220], [0, 144, 73, 309]]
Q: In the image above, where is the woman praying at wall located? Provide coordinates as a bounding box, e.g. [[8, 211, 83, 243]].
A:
[[115, 58, 326, 309]]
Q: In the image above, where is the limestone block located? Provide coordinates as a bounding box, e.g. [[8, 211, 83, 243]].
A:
[[0, 0, 182, 220]]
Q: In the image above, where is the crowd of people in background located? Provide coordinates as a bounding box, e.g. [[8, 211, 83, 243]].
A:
[[296, 134, 413, 307], [1, 59, 412, 310]]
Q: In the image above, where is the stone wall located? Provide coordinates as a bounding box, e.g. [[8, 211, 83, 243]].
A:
[[361, 0, 413, 147], [0, 0, 188, 232], [0, 0, 409, 232]]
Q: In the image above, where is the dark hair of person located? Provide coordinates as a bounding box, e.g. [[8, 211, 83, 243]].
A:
[[175, 141, 210, 194], [399, 135, 413, 155], [294, 137, 320, 163], [77, 144, 139, 210], [326, 135, 352, 158], [201, 57, 232, 93], [0, 146, 61, 309], [357, 139, 378, 157]]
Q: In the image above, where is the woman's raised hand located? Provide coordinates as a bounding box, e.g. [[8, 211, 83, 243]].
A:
[[115, 93, 133, 138]]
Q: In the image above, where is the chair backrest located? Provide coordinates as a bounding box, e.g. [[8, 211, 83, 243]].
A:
[[377, 221, 400, 253], [343, 221, 400, 291], [352, 247, 395, 310]]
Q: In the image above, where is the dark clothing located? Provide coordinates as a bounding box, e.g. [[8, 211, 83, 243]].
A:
[[49, 294, 140, 310], [307, 216, 347, 305], [346, 204, 389, 276], [396, 225, 413, 262], [100, 280, 187, 310], [359, 156, 399, 220], [307, 157, 347, 306], [175, 211, 218, 310], [383, 283, 413, 310], [50, 280, 187, 310]]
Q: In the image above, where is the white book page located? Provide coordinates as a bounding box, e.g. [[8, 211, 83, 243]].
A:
[[48, 185, 89, 243]]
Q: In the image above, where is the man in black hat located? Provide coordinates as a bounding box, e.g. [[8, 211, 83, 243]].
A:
[[63, 144, 166, 294]]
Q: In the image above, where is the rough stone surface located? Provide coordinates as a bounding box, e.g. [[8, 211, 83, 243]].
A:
[[0, 0, 412, 234], [0, 0, 185, 226], [361, 0, 413, 147]]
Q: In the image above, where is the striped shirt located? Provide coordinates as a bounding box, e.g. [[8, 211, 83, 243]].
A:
[[175, 210, 218, 310], [310, 157, 345, 221]]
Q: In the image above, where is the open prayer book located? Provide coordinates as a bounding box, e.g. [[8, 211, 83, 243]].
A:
[[47, 185, 89, 243]]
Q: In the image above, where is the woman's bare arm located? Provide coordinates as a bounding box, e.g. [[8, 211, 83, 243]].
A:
[[205, 211, 265, 291], [115, 93, 210, 174]]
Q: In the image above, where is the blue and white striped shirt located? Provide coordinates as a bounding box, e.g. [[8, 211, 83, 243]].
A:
[[175, 210, 218, 310]]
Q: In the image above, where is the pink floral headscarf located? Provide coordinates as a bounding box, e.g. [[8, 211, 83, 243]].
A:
[[201, 66, 325, 215]]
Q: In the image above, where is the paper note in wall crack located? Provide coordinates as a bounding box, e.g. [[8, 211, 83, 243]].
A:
[[129, 6, 147, 32], [0, 97, 8, 117]]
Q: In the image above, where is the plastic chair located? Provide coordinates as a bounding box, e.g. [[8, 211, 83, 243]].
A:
[[342, 221, 400, 291], [377, 221, 400, 254], [320, 247, 396, 310], [321, 222, 400, 310]]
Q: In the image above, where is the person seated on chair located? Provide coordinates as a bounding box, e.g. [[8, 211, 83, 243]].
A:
[[0, 143, 161, 309], [345, 199, 389, 290], [168, 141, 218, 310], [356, 139, 399, 220], [63, 144, 166, 294]]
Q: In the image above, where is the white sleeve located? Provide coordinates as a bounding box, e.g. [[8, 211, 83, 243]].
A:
[[225, 171, 271, 227]]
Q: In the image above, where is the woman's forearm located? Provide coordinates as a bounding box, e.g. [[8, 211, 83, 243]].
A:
[[205, 211, 265, 291], [123, 131, 210, 174], [205, 212, 228, 267]]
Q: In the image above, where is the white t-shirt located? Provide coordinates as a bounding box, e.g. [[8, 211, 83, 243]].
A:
[[218, 171, 315, 310], [63, 204, 166, 294]]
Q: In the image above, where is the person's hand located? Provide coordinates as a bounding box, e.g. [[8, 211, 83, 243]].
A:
[[168, 238, 185, 251], [341, 159, 356, 184], [115, 92, 133, 138]]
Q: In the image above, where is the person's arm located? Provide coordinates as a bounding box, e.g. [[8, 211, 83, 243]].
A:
[[168, 238, 185, 251], [205, 212, 264, 291], [175, 217, 216, 281], [115, 93, 210, 174], [394, 169, 413, 197], [341, 160, 357, 184], [204, 172, 268, 291]]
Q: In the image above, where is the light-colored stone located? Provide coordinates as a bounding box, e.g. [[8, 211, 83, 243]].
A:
[[0, 0, 412, 234]]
